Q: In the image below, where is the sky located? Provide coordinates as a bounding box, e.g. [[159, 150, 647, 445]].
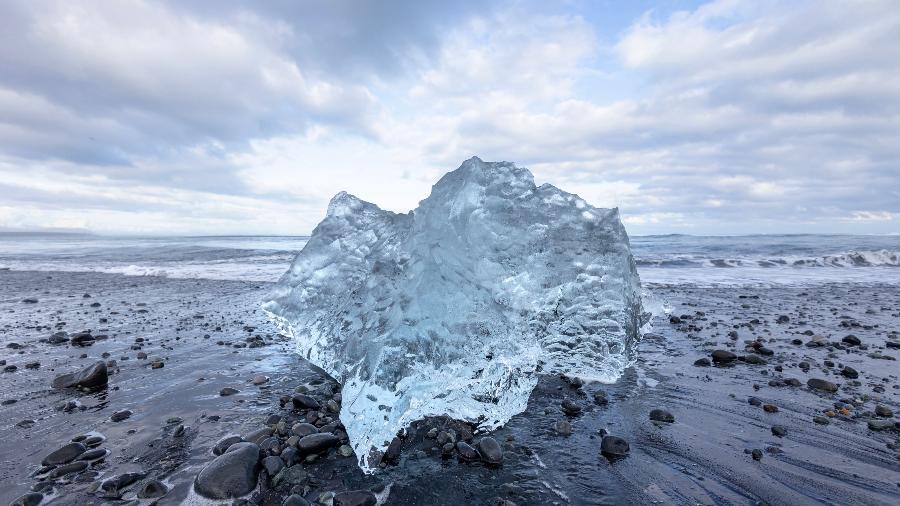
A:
[[0, 0, 898, 236]]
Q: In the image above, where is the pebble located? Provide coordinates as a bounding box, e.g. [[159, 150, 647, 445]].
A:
[[561, 399, 582, 416], [194, 442, 261, 499], [554, 419, 572, 436], [291, 394, 320, 410], [220, 387, 240, 396], [333, 490, 378, 506], [137, 479, 168, 499], [807, 378, 838, 393], [42, 442, 87, 466], [291, 422, 318, 437], [771, 425, 787, 437], [649, 409, 675, 423], [51, 361, 108, 389], [283, 494, 312, 506], [477, 436, 503, 465], [110, 409, 132, 422], [874, 405, 893, 417], [600, 435, 630, 457], [9, 493, 42, 506], [262, 455, 285, 476], [455, 441, 480, 461], [213, 435, 243, 455], [296, 433, 339, 454], [711, 350, 737, 364]]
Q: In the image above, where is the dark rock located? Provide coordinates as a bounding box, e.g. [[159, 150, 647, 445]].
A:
[[561, 399, 582, 415], [751, 449, 763, 461], [382, 437, 402, 465], [283, 494, 312, 506], [49, 460, 89, 478], [649, 409, 674, 423], [868, 420, 894, 431], [296, 433, 339, 454], [138, 479, 168, 499], [42, 442, 87, 466], [554, 419, 572, 436], [807, 378, 838, 393], [477, 436, 503, 465], [711, 350, 737, 364], [100, 472, 146, 497], [77, 448, 110, 461], [841, 366, 859, 379], [875, 405, 893, 417], [291, 423, 318, 437], [9, 493, 43, 506], [600, 435, 629, 457], [220, 387, 239, 396], [272, 465, 308, 488], [213, 435, 243, 455], [262, 455, 285, 476], [593, 391, 609, 405], [693, 358, 711, 367], [334, 490, 377, 506], [771, 425, 787, 437], [194, 442, 261, 499], [842, 335, 861, 346], [110, 409, 132, 422], [51, 361, 108, 389], [456, 441, 480, 461], [291, 394, 320, 410]]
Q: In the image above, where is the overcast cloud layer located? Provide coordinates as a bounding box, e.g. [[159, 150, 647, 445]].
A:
[[1, 0, 898, 235]]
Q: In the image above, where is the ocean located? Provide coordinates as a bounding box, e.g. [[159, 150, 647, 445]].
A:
[[0, 233, 898, 287]]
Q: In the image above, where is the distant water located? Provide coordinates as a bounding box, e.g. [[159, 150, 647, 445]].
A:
[[0, 233, 898, 287]]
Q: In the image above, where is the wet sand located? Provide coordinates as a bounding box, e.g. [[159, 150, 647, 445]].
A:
[[1, 270, 898, 505]]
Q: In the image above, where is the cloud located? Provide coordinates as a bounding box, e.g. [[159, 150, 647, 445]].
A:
[[0, 0, 898, 235]]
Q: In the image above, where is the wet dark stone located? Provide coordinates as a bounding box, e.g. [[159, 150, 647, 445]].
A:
[[194, 442, 261, 499], [291, 394, 320, 410], [262, 455, 285, 476], [334, 490, 377, 506], [751, 449, 763, 461], [711, 350, 737, 364], [110, 409, 132, 422], [78, 448, 110, 461], [382, 437, 402, 465], [138, 479, 168, 499], [875, 405, 893, 417], [296, 433, 339, 454], [42, 442, 87, 466], [600, 436, 629, 457], [9, 493, 43, 506], [807, 378, 838, 393], [213, 435, 243, 455], [842, 335, 861, 346], [771, 425, 787, 437], [456, 441, 480, 461], [649, 409, 675, 423], [49, 460, 89, 478], [283, 494, 312, 506], [51, 361, 108, 389], [477, 436, 503, 465], [561, 399, 582, 415], [291, 423, 318, 437], [100, 472, 147, 497], [220, 387, 240, 396], [841, 366, 859, 379], [693, 358, 711, 367]]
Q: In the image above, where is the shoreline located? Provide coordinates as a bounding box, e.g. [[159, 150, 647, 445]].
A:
[[1, 270, 899, 505]]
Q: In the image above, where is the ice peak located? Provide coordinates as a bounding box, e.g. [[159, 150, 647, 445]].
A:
[[326, 191, 370, 217], [265, 157, 644, 472]]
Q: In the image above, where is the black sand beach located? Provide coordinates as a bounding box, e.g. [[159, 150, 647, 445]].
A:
[[1, 270, 899, 505]]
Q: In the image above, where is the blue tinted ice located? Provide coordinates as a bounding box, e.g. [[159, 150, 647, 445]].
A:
[[264, 157, 644, 470]]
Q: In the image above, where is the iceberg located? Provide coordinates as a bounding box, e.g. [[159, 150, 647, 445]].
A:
[[264, 157, 644, 470]]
